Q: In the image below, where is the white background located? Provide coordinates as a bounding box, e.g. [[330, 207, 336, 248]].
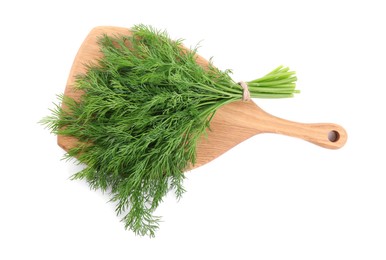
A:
[[1, 0, 385, 259]]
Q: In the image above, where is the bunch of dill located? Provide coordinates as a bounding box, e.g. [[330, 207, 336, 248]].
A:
[[42, 25, 298, 237]]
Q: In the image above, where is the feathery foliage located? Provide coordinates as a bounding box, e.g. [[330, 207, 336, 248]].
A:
[[41, 24, 298, 237]]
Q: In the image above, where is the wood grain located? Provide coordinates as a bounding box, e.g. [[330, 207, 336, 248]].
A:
[[58, 26, 347, 170]]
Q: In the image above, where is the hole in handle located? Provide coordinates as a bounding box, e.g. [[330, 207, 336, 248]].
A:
[[328, 130, 340, 142]]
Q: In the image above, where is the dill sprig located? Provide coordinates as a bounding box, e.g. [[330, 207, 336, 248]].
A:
[[41, 24, 298, 237]]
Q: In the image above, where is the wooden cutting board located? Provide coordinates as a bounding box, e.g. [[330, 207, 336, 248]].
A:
[[58, 26, 347, 169]]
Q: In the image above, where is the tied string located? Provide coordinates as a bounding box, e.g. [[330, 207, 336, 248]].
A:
[[238, 81, 250, 101]]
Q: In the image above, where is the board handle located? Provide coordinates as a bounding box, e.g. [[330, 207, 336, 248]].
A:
[[252, 106, 348, 149]]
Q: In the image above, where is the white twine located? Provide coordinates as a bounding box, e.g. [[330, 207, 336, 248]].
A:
[[238, 81, 250, 101]]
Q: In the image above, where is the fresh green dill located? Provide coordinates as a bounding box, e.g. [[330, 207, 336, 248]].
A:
[[41, 24, 298, 237]]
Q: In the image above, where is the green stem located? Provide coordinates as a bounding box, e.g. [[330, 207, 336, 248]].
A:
[[249, 71, 296, 83], [194, 83, 238, 98], [248, 86, 299, 94], [248, 77, 297, 87], [250, 93, 294, 98], [266, 65, 285, 75]]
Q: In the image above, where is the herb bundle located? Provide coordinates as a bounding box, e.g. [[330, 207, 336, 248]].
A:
[[42, 25, 298, 237]]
